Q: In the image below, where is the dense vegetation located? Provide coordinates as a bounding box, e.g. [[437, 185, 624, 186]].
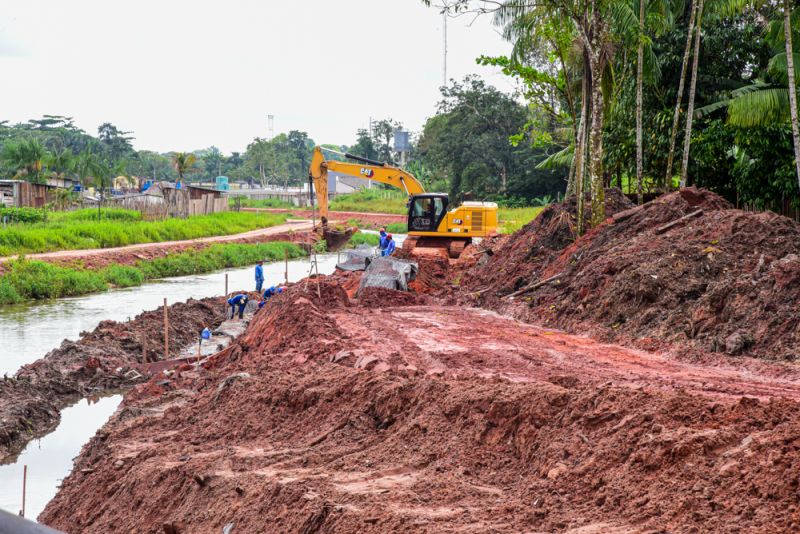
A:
[[418, 0, 800, 231], [0, 211, 286, 256], [0, 242, 305, 304]]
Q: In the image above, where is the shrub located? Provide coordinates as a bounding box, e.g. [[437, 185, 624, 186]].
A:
[[0, 207, 47, 224]]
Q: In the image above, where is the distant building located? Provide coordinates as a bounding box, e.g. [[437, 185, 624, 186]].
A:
[[327, 171, 372, 197], [0, 179, 75, 208]]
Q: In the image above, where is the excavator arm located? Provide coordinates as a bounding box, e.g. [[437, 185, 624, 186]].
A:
[[309, 146, 425, 222]]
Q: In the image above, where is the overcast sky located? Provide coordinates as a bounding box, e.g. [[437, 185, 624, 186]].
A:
[[0, 1, 514, 154]]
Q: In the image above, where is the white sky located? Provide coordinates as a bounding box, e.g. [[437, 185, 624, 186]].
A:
[[0, 1, 514, 154]]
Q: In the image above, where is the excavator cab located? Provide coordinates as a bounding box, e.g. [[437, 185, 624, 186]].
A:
[[408, 194, 449, 232]]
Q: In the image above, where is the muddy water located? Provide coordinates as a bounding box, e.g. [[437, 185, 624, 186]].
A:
[[0, 394, 122, 520], [0, 254, 340, 375]]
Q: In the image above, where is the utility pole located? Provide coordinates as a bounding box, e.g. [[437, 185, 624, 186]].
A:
[[267, 114, 274, 140], [443, 9, 447, 87]]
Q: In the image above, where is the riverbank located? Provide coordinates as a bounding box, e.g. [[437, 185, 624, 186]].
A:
[[0, 241, 308, 305], [0, 297, 226, 462]]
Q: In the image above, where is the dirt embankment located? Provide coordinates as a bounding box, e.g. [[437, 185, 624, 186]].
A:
[[455, 188, 800, 360], [0, 297, 225, 462], [40, 281, 800, 533]]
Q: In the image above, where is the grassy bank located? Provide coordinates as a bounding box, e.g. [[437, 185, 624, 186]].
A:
[[229, 197, 296, 209], [330, 190, 407, 214], [0, 211, 287, 256], [0, 242, 306, 304], [498, 206, 545, 233]]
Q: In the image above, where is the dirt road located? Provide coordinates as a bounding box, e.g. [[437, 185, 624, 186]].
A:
[[0, 220, 315, 271], [41, 282, 800, 533]]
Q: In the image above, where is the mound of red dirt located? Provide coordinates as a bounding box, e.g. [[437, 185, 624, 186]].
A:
[[460, 187, 800, 359], [356, 286, 430, 307], [41, 282, 800, 533]]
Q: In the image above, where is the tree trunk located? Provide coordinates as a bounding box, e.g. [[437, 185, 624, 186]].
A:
[[574, 69, 589, 236], [784, 0, 800, 191], [588, 53, 606, 227], [636, 0, 645, 204], [680, 0, 704, 188], [665, 0, 697, 190]]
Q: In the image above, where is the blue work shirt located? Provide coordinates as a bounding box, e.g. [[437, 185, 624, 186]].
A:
[[255, 264, 264, 282], [379, 231, 388, 250], [383, 239, 396, 256], [228, 294, 247, 306], [262, 286, 277, 299]]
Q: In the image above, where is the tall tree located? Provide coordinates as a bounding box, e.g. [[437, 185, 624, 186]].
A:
[[783, 0, 800, 190], [172, 152, 197, 184], [2, 138, 46, 183], [636, 0, 646, 204], [680, 0, 705, 186], [665, 0, 698, 189]]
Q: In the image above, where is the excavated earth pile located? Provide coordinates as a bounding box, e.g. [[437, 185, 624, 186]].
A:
[[40, 282, 800, 533], [458, 188, 800, 360], [0, 297, 224, 461]]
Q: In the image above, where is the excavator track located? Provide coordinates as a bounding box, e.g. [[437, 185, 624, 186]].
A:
[[402, 236, 471, 259]]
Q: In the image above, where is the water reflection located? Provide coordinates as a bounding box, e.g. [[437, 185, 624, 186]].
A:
[[0, 254, 340, 375], [0, 394, 122, 521]]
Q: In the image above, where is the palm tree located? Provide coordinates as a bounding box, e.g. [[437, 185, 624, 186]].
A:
[[44, 148, 75, 180], [695, 1, 800, 190], [172, 152, 197, 185], [2, 138, 46, 183]]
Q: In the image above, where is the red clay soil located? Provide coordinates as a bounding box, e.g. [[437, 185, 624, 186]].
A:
[[0, 221, 316, 272], [41, 281, 800, 533], [456, 188, 800, 360], [0, 297, 225, 462]]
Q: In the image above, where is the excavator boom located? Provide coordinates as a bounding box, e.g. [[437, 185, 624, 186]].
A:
[[308, 146, 498, 258], [309, 146, 424, 221]]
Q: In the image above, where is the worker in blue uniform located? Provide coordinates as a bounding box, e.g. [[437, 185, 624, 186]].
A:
[[258, 285, 284, 309], [255, 260, 264, 292], [382, 234, 396, 256], [227, 293, 249, 319]]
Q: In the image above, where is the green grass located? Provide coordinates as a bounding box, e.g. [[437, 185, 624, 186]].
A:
[[49, 208, 143, 223], [229, 197, 296, 209], [348, 232, 380, 248], [0, 211, 287, 256], [498, 206, 546, 234], [0, 242, 306, 304], [329, 189, 407, 214]]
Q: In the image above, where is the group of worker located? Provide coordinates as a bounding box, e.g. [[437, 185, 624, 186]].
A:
[[227, 230, 397, 319], [378, 228, 396, 256], [226, 260, 285, 319]]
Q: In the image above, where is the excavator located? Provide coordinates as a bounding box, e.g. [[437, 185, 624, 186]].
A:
[[308, 146, 498, 258]]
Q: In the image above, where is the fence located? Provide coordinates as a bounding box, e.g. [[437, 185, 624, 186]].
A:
[[739, 198, 800, 222]]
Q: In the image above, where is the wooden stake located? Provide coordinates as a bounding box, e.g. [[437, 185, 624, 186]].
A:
[[224, 273, 229, 298], [505, 272, 565, 299], [284, 248, 289, 286], [163, 298, 169, 359], [20, 464, 26, 517], [654, 209, 703, 235], [142, 333, 147, 363]]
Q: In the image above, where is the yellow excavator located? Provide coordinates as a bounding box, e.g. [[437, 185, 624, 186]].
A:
[[308, 146, 498, 258]]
